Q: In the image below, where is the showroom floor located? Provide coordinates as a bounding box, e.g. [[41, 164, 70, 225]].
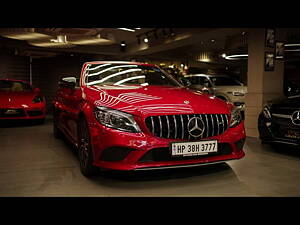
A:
[[1, 116, 300, 197]]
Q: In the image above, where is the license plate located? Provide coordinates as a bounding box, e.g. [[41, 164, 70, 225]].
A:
[[284, 130, 300, 139], [170, 140, 218, 157], [4, 109, 18, 115]]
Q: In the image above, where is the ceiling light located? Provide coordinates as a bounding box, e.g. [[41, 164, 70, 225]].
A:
[[221, 53, 226, 58], [211, 39, 215, 43], [1, 32, 52, 41], [143, 38, 149, 43], [50, 35, 67, 43], [117, 28, 136, 32], [28, 41, 75, 48], [225, 54, 248, 60], [121, 41, 126, 47]]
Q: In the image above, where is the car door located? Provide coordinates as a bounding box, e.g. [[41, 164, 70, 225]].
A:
[[61, 82, 82, 143]]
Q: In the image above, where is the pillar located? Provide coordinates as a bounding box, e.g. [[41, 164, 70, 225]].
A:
[[245, 28, 285, 137]]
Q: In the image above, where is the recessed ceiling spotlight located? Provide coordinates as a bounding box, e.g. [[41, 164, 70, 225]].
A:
[[144, 38, 149, 43], [221, 53, 226, 58], [211, 39, 215, 43], [117, 28, 136, 32], [121, 41, 126, 47]]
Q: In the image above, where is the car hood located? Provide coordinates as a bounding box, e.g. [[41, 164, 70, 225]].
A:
[[84, 85, 232, 117], [0, 91, 37, 108], [270, 96, 300, 113]]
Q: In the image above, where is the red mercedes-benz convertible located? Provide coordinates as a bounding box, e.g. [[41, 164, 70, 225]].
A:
[[0, 79, 46, 122], [53, 61, 246, 176]]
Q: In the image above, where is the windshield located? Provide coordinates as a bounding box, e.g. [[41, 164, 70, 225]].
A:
[[0, 80, 32, 92], [210, 76, 242, 86], [85, 63, 181, 87]]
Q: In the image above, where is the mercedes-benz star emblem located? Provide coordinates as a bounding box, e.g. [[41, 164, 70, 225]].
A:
[[184, 100, 190, 104], [291, 111, 300, 125], [187, 117, 205, 138]]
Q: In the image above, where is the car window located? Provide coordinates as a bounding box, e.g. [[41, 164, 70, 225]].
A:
[[185, 76, 212, 87], [0, 80, 32, 92]]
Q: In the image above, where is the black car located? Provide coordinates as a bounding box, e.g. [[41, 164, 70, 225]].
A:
[[258, 95, 300, 147]]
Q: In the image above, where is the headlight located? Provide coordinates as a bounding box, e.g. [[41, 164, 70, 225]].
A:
[[32, 96, 44, 103], [230, 107, 242, 128], [227, 91, 245, 96], [94, 106, 141, 133], [262, 105, 271, 119]]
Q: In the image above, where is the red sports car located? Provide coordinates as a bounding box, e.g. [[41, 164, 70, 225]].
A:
[[0, 79, 46, 122], [53, 61, 246, 176]]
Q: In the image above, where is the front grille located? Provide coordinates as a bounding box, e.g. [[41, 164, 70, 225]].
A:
[[0, 109, 26, 118], [139, 143, 232, 163], [145, 114, 229, 140]]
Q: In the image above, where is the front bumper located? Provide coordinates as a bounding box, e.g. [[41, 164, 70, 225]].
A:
[[0, 105, 46, 120], [89, 117, 246, 171], [258, 113, 300, 147]]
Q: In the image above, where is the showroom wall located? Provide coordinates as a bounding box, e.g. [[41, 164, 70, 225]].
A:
[[32, 56, 88, 113], [0, 54, 34, 83]]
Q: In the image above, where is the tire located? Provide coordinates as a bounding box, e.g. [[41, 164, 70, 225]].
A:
[[77, 116, 99, 177]]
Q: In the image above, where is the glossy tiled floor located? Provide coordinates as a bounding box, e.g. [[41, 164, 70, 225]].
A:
[[1, 117, 300, 197]]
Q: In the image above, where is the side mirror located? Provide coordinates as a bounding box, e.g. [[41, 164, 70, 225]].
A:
[[59, 77, 76, 89]]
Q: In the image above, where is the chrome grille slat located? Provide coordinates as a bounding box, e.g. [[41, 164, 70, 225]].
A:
[[173, 115, 177, 139], [145, 114, 229, 140], [166, 115, 170, 139], [150, 116, 155, 134], [215, 114, 220, 136], [158, 116, 163, 138], [180, 115, 184, 139], [211, 114, 214, 137], [205, 114, 209, 138], [199, 114, 204, 139], [187, 114, 191, 140], [221, 114, 225, 133]]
